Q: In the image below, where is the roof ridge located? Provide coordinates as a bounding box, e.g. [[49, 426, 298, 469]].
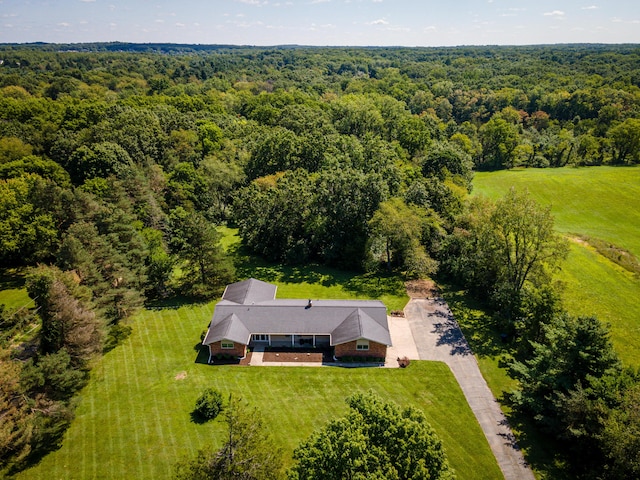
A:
[[356, 308, 363, 336], [241, 278, 257, 304]]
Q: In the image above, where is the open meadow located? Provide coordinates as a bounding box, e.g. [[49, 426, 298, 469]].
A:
[[473, 166, 640, 366]]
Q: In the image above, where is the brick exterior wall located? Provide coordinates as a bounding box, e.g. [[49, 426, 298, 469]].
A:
[[334, 340, 387, 359], [208, 340, 246, 358]]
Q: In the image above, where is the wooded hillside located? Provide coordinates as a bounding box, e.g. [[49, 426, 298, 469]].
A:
[[1, 44, 639, 478]]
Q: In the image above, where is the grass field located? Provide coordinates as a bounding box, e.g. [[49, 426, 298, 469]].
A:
[[16, 302, 502, 480], [473, 166, 640, 366], [0, 268, 31, 312], [473, 166, 640, 258]]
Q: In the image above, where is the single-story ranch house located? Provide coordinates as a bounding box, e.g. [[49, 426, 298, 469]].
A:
[[202, 278, 392, 362]]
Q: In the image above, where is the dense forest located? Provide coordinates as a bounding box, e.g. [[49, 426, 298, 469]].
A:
[[1, 43, 639, 478]]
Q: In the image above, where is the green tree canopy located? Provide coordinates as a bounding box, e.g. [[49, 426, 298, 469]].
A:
[[443, 188, 568, 322], [368, 198, 438, 278], [289, 391, 455, 480]]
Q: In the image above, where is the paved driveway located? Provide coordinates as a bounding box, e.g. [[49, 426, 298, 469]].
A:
[[404, 297, 535, 480], [385, 315, 420, 367]]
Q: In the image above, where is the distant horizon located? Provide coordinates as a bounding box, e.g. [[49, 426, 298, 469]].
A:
[[1, 1, 638, 47], [3, 40, 639, 49]]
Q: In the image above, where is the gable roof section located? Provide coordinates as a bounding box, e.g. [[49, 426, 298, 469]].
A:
[[222, 278, 277, 304], [331, 308, 392, 346], [203, 313, 251, 345], [204, 279, 391, 347]]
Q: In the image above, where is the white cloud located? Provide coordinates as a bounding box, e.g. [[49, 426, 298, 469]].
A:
[[58, 22, 71, 27], [176, 22, 185, 27], [311, 0, 331, 3], [80, 0, 96, 2], [369, 18, 389, 25], [544, 10, 565, 17], [582, 5, 598, 10], [235, 0, 268, 5]]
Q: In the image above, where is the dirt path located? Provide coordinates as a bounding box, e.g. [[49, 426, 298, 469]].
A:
[[404, 281, 535, 480]]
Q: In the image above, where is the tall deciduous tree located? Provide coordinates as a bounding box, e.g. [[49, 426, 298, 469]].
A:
[[443, 189, 568, 322], [0, 174, 60, 265], [602, 381, 640, 479], [289, 392, 455, 480], [607, 118, 640, 164], [368, 198, 438, 278], [478, 116, 519, 170], [490, 188, 568, 300]]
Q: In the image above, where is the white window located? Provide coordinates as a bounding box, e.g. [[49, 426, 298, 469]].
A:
[[356, 339, 369, 351], [221, 341, 234, 349], [252, 334, 269, 342]]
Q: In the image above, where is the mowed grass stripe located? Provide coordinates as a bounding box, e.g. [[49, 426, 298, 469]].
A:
[[18, 302, 501, 480], [138, 316, 166, 478], [121, 336, 147, 478]]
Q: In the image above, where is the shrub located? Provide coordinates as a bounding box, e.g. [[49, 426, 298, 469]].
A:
[[194, 388, 224, 421], [398, 356, 411, 368]]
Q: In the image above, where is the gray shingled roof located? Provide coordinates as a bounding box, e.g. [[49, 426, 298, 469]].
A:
[[203, 279, 391, 347], [331, 308, 392, 346], [203, 313, 251, 345], [222, 278, 277, 304]]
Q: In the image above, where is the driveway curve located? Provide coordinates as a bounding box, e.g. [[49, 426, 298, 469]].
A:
[[405, 297, 535, 480]]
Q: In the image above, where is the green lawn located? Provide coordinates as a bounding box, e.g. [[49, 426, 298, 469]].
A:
[[0, 268, 31, 312], [221, 225, 410, 313], [473, 166, 640, 367], [17, 302, 502, 480], [557, 241, 640, 365]]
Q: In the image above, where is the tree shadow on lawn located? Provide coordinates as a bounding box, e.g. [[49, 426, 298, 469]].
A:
[[145, 295, 210, 310], [0, 267, 26, 290], [233, 244, 338, 286], [502, 409, 573, 480], [194, 343, 210, 365], [189, 409, 211, 425], [233, 244, 405, 300], [439, 285, 507, 359]]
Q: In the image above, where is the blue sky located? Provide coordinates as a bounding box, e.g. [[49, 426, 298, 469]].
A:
[[1, 0, 639, 46]]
